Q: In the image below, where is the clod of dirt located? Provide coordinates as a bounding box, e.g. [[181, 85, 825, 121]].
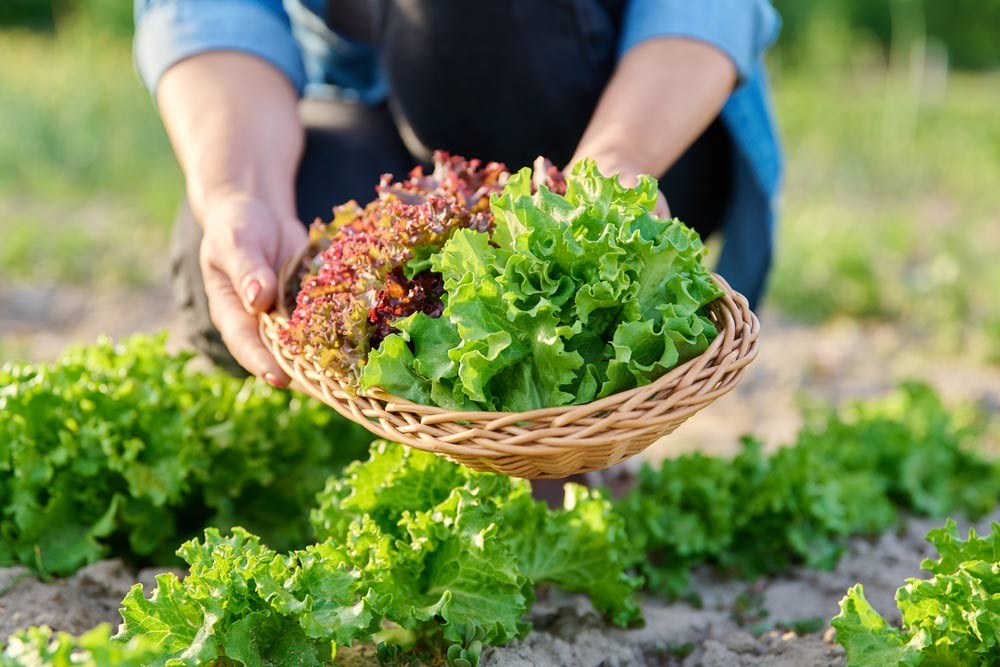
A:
[[0, 560, 131, 640], [0, 561, 186, 643]]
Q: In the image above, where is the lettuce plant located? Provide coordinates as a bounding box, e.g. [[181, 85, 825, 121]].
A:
[[834, 520, 1000, 666], [0, 335, 372, 575], [280, 153, 506, 382], [615, 383, 1000, 597], [104, 443, 641, 666]]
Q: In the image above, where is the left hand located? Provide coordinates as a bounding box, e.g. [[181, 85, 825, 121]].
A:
[[614, 167, 671, 219], [566, 155, 671, 218], [565, 37, 738, 223]]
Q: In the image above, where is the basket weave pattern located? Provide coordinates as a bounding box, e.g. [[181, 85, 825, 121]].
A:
[[259, 273, 759, 479]]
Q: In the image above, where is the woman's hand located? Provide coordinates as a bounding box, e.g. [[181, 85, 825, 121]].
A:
[[570, 36, 737, 220], [199, 193, 306, 385], [576, 155, 672, 218], [157, 51, 305, 385]]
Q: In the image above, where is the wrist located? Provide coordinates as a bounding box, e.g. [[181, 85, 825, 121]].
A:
[[193, 177, 297, 231], [184, 120, 301, 220], [572, 126, 667, 179], [157, 52, 304, 230], [572, 38, 736, 187], [572, 143, 661, 186]]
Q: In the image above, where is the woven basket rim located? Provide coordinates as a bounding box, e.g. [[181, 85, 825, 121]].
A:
[[261, 272, 755, 420]]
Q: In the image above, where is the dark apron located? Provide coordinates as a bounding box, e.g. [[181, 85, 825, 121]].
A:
[[324, 0, 625, 168]]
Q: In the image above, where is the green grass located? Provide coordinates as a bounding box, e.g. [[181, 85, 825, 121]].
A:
[[771, 69, 1000, 361], [0, 20, 181, 286], [0, 22, 181, 216], [0, 203, 167, 286]]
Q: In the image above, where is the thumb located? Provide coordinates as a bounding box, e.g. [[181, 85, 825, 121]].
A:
[[654, 189, 671, 219], [217, 241, 278, 315]]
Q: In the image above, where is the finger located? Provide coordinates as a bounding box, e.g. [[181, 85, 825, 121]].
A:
[[277, 220, 309, 279], [204, 265, 290, 386], [655, 190, 671, 219], [615, 171, 638, 188], [208, 231, 278, 315]]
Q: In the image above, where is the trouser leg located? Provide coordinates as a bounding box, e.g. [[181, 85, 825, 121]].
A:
[[168, 99, 413, 374], [169, 198, 246, 376]]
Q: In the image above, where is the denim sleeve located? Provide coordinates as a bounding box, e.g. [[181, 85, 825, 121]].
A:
[[134, 0, 306, 94], [619, 0, 781, 81]]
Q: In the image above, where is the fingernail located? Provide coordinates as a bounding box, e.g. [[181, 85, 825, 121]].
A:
[[263, 372, 282, 388], [246, 280, 262, 307]]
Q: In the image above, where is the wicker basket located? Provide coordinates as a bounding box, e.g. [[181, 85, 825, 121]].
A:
[[259, 273, 759, 479]]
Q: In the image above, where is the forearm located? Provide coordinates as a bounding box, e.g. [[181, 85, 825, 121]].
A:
[[157, 51, 304, 224], [573, 37, 737, 178]]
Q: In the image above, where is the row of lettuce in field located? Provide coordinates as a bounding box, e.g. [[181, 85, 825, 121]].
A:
[[281, 153, 722, 411], [11, 518, 1000, 667], [3, 443, 640, 667], [621, 382, 1000, 598], [0, 334, 372, 576], [2, 336, 999, 665]]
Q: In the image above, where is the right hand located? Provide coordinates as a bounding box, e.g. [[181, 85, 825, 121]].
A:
[[199, 193, 307, 386], [156, 51, 307, 386]]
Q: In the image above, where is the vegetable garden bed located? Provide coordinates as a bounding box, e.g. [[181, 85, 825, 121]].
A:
[[3, 336, 1000, 666], [4, 511, 998, 666]]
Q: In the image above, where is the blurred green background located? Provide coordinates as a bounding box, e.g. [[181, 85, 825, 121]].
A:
[[1, 0, 998, 363]]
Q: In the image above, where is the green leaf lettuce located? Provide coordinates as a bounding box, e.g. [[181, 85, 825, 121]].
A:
[[362, 159, 722, 411]]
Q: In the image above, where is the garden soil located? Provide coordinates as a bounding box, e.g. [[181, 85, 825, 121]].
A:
[[5, 511, 999, 666]]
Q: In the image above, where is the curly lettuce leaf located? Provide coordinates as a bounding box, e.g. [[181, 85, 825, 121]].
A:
[[311, 442, 641, 632], [270, 541, 384, 646], [361, 159, 722, 411], [389, 489, 530, 647], [362, 313, 475, 411], [833, 520, 1000, 667], [831, 585, 922, 667], [498, 485, 642, 627]]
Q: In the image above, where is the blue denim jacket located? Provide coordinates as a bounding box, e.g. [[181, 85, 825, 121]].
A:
[[134, 0, 783, 306]]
